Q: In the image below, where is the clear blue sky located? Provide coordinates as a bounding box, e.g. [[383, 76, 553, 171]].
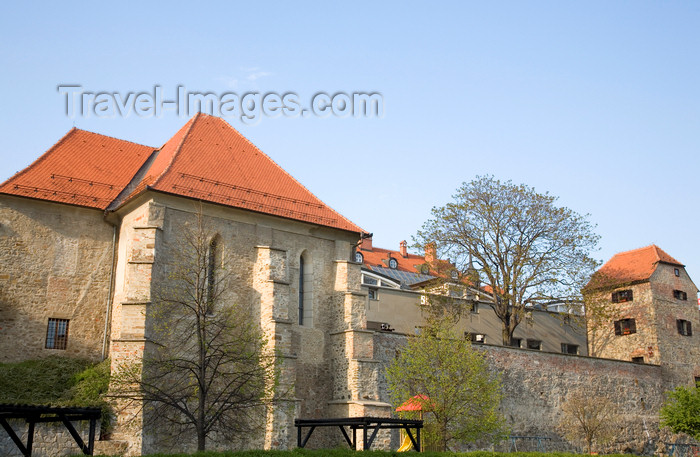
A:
[[1, 2, 699, 282]]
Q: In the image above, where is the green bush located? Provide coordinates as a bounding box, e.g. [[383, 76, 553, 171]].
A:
[[0, 356, 112, 430]]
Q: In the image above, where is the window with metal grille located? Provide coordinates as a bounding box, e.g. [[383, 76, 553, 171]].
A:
[[673, 290, 688, 301], [677, 319, 693, 336], [611, 289, 633, 303], [46, 318, 69, 350]]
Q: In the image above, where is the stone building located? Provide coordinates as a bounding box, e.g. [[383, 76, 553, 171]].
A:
[[584, 245, 700, 386], [0, 113, 388, 455], [357, 237, 587, 354], [1, 114, 698, 455]]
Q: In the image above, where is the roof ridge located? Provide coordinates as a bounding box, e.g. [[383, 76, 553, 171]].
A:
[[212, 116, 367, 234], [149, 112, 202, 189], [0, 128, 79, 187]]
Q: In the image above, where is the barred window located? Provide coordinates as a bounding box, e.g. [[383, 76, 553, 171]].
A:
[[46, 318, 69, 350]]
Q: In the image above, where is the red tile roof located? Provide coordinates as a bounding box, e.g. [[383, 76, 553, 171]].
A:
[[0, 114, 365, 234], [125, 113, 364, 233], [588, 244, 683, 289], [0, 129, 154, 210], [360, 245, 430, 274]]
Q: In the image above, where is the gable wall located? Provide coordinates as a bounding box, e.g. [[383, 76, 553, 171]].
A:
[[0, 195, 114, 362]]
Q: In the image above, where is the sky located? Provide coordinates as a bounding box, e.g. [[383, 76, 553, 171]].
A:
[[1, 2, 699, 281]]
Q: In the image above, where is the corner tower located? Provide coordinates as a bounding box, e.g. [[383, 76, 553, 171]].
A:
[[585, 245, 700, 386]]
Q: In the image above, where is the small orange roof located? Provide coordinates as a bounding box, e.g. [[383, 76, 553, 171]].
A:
[[122, 113, 364, 233], [361, 246, 429, 274], [588, 244, 683, 288], [0, 129, 154, 210]]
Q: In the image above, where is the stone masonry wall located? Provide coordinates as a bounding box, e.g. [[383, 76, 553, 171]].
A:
[[0, 195, 114, 362], [375, 331, 672, 454], [649, 264, 700, 387], [0, 419, 99, 457]]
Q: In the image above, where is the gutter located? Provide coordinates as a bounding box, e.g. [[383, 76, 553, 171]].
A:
[[101, 223, 118, 360]]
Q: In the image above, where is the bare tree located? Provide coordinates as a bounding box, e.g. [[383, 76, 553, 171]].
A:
[[559, 392, 619, 454], [416, 176, 600, 345], [112, 207, 278, 451]]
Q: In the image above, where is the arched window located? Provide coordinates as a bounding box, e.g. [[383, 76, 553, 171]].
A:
[[206, 236, 220, 314], [299, 256, 305, 325], [298, 252, 313, 326]]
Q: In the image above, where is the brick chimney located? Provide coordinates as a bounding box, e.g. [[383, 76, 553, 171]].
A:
[[361, 236, 373, 251], [399, 240, 408, 258], [425, 242, 436, 263]]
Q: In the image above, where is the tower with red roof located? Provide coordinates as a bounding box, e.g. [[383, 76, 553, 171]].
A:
[[585, 245, 700, 386]]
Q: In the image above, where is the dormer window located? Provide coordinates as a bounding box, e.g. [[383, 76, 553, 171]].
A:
[[673, 290, 688, 301], [450, 270, 459, 280], [612, 290, 633, 303], [388, 258, 398, 269], [354, 251, 364, 263]]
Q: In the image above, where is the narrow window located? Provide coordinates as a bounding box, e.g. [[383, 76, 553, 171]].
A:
[[673, 290, 688, 301], [46, 318, 69, 350], [526, 339, 542, 350], [632, 356, 645, 364], [471, 302, 479, 313], [677, 319, 693, 336], [674, 268, 680, 277], [299, 256, 305, 325], [206, 237, 219, 314], [561, 343, 579, 355], [612, 290, 633, 303], [614, 318, 637, 335]]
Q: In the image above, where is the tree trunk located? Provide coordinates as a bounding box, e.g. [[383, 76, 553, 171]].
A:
[[501, 312, 513, 345]]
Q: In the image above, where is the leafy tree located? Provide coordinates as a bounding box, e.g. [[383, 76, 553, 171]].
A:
[[559, 392, 619, 454], [416, 176, 600, 345], [112, 208, 278, 451], [660, 385, 700, 441], [386, 319, 506, 451]]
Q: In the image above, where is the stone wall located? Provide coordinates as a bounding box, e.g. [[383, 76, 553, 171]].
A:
[[375, 331, 674, 454], [0, 195, 114, 362], [0, 419, 99, 457]]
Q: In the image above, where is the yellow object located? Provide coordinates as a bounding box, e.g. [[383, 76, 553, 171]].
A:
[[397, 433, 414, 452]]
